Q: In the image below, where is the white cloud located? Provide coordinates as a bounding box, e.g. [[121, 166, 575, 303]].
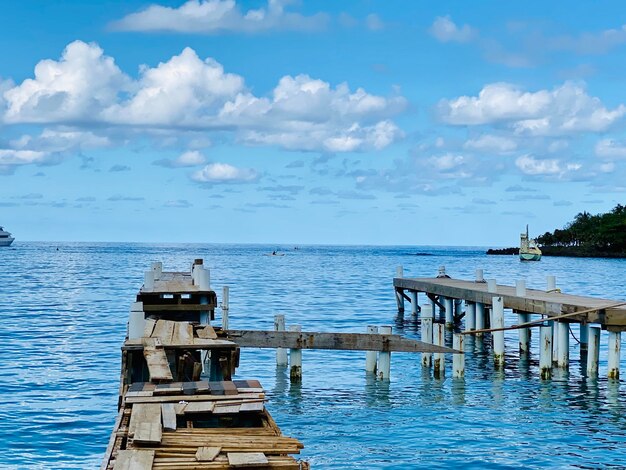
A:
[[11, 129, 111, 152], [192, 162, 258, 183], [2, 42, 405, 155], [110, 0, 328, 34], [437, 82, 625, 135], [429, 16, 476, 43], [176, 150, 206, 166], [595, 139, 626, 160], [3, 41, 129, 124], [0, 149, 47, 166], [515, 154, 581, 176], [464, 134, 517, 152]]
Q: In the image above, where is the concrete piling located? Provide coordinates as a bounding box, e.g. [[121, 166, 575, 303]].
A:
[[128, 301, 145, 339], [492, 296, 505, 367], [515, 280, 526, 297], [289, 325, 302, 381], [465, 302, 476, 332], [144, 270, 155, 291], [608, 331, 621, 380], [433, 323, 445, 378], [487, 279, 497, 293], [555, 322, 569, 369], [517, 312, 530, 354], [540, 323, 553, 379], [378, 326, 393, 380], [409, 291, 419, 321], [395, 266, 405, 314], [421, 305, 433, 367], [274, 314, 287, 366], [475, 269, 484, 283], [151, 261, 162, 280], [587, 326, 601, 377], [444, 297, 454, 330], [547, 275, 557, 292], [579, 324, 589, 353], [453, 333, 464, 378], [475, 303, 486, 337], [221, 286, 230, 330], [365, 325, 378, 374]]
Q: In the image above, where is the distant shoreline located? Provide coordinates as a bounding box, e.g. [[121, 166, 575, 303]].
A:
[[487, 246, 626, 258]]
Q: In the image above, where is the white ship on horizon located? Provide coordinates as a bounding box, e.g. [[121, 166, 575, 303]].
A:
[[0, 227, 14, 247]]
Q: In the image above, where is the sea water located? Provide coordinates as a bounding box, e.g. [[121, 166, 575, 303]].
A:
[[1, 243, 625, 469]]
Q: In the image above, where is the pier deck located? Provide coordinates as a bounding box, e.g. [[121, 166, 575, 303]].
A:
[[394, 276, 626, 330]]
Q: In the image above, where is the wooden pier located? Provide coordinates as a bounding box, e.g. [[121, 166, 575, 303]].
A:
[[103, 260, 458, 469], [394, 267, 625, 379]]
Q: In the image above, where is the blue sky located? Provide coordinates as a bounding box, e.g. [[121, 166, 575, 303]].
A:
[[1, 0, 626, 245]]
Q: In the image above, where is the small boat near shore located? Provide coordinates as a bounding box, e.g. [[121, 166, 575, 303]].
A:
[[0, 227, 14, 247], [520, 225, 541, 261]]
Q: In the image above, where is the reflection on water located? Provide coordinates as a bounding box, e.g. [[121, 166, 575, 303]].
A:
[[1, 243, 626, 468]]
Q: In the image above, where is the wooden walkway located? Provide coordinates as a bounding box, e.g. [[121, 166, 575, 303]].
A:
[[394, 277, 626, 330]]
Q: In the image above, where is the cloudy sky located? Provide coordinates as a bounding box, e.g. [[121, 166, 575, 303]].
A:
[[1, 1, 625, 245]]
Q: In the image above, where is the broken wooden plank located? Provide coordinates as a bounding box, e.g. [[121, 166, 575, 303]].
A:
[[143, 319, 157, 338], [152, 319, 176, 344], [133, 421, 162, 445], [227, 452, 268, 467], [124, 393, 265, 404], [172, 322, 194, 345], [197, 325, 218, 339], [154, 383, 184, 395], [240, 402, 264, 412], [128, 403, 162, 438], [196, 446, 221, 462], [226, 330, 459, 353], [161, 403, 177, 431], [113, 450, 155, 470], [222, 381, 238, 395], [143, 348, 173, 382]]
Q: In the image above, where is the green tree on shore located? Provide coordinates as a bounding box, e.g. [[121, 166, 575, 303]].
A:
[[536, 204, 626, 253]]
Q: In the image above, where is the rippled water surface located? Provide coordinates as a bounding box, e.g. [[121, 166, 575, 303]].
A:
[[1, 243, 626, 469]]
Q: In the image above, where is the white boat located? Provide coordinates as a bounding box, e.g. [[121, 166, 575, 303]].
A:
[[0, 227, 14, 247], [520, 225, 541, 261]]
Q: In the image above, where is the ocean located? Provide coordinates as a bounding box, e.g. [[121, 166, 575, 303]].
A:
[[1, 242, 626, 469]]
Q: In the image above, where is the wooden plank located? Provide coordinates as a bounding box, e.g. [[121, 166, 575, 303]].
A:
[[227, 452, 268, 467], [214, 404, 241, 414], [197, 325, 218, 339], [133, 421, 162, 445], [128, 403, 161, 437], [161, 403, 177, 431], [226, 330, 459, 353], [184, 401, 215, 413], [195, 380, 210, 394], [154, 383, 184, 395], [143, 319, 157, 338], [240, 402, 264, 412], [196, 446, 221, 462], [172, 322, 194, 345], [222, 381, 238, 395], [125, 393, 265, 404], [152, 319, 176, 344], [209, 382, 224, 395], [174, 402, 187, 415], [143, 348, 173, 382], [113, 450, 155, 470]]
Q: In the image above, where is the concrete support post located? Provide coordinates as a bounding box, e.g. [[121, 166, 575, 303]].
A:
[[454, 299, 463, 320], [465, 302, 476, 332], [579, 324, 589, 353], [608, 331, 621, 380], [421, 305, 433, 367], [433, 323, 445, 378], [516, 280, 526, 297], [151, 261, 162, 280], [547, 275, 557, 291], [365, 325, 378, 374], [487, 279, 497, 293], [540, 324, 553, 379], [492, 296, 505, 367], [518, 312, 531, 354], [274, 314, 287, 366], [198, 268, 210, 291], [475, 303, 486, 337], [453, 333, 465, 378], [395, 266, 405, 314], [475, 269, 484, 283], [444, 297, 454, 330], [378, 326, 393, 380], [409, 290, 419, 321], [128, 301, 145, 339], [289, 325, 302, 381], [221, 286, 229, 330], [556, 321, 569, 369], [586, 326, 601, 377], [144, 270, 155, 291]]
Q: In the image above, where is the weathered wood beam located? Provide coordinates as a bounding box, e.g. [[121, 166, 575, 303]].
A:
[[225, 330, 460, 354]]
